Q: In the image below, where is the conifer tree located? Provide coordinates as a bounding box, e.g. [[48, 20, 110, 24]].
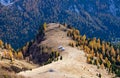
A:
[[100, 63, 105, 69], [17, 51, 23, 59], [43, 22, 47, 31], [96, 39, 101, 50], [110, 46, 116, 57], [89, 41, 94, 49], [87, 56, 91, 63], [106, 61, 111, 68], [14, 52, 18, 59], [95, 59, 100, 66], [105, 57, 108, 63], [117, 55, 120, 62], [101, 43, 105, 55], [82, 35, 86, 41], [75, 30, 80, 35], [0, 40, 3, 47]]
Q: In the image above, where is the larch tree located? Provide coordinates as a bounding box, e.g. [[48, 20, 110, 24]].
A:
[[97, 38, 100, 43], [82, 34, 86, 41], [99, 53, 103, 60], [0, 40, 3, 47], [43, 22, 47, 31], [67, 30, 71, 37], [106, 61, 111, 69], [100, 63, 105, 69], [95, 59, 100, 66], [87, 56, 91, 64], [89, 41, 94, 49], [110, 46, 116, 57], [14, 52, 18, 59], [75, 29, 80, 35], [101, 43, 105, 55], [117, 55, 120, 62], [105, 57, 108, 63], [96, 39, 101, 50], [9, 50, 13, 61], [111, 56, 116, 63], [17, 51, 23, 59], [85, 46, 90, 53], [96, 52, 99, 57]]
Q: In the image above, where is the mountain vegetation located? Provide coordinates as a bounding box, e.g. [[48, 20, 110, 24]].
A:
[[67, 25, 120, 77], [0, 40, 31, 78], [18, 23, 117, 78], [0, 39, 24, 62], [0, 0, 120, 49], [0, 22, 119, 77]]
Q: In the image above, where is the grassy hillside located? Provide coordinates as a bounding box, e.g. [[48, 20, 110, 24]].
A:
[[67, 25, 120, 77], [0, 69, 25, 78], [18, 23, 114, 78]]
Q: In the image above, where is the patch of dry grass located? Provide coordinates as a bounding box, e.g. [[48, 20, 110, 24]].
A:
[[0, 69, 26, 78]]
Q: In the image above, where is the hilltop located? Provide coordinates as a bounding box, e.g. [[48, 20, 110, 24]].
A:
[[18, 23, 114, 78]]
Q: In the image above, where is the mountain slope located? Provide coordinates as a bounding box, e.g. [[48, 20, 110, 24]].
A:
[[18, 23, 113, 78], [0, 0, 120, 49], [0, 47, 37, 78]]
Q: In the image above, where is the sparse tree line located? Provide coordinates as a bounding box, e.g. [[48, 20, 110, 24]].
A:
[[19, 23, 62, 65], [0, 40, 24, 63], [21, 41, 62, 65], [67, 26, 120, 77]]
